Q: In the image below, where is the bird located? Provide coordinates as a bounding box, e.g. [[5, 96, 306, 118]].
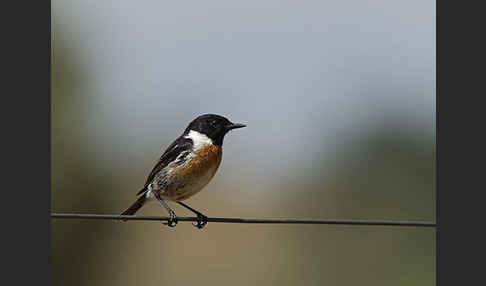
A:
[[120, 114, 246, 229]]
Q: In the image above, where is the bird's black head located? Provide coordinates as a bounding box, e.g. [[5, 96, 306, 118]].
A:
[[184, 114, 246, 146]]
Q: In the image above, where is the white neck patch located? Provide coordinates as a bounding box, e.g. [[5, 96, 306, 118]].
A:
[[185, 130, 213, 149]]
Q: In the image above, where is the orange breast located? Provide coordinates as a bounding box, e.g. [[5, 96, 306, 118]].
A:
[[163, 144, 222, 201]]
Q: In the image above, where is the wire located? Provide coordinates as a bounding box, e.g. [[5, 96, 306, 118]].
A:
[[51, 213, 436, 227]]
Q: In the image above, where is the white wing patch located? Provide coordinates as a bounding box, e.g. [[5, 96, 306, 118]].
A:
[[185, 130, 213, 150]]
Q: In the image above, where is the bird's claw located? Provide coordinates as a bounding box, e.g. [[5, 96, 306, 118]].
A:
[[192, 214, 208, 229], [163, 211, 178, 227]]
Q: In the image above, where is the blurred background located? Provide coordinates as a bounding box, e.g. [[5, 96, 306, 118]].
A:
[[51, 0, 435, 285]]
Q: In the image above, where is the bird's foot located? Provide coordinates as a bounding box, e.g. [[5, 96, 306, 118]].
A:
[[163, 210, 178, 227], [192, 213, 208, 229]]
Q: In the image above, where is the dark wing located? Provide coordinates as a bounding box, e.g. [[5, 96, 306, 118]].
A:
[[136, 136, 193, 195]]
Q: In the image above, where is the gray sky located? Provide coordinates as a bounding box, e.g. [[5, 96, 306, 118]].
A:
[[52, 0, 435, 190]]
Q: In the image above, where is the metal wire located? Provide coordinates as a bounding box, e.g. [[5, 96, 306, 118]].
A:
[[51, 213, 436, 227]]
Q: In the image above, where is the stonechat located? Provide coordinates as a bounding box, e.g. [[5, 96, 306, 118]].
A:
[[121, 114, 246, 229]]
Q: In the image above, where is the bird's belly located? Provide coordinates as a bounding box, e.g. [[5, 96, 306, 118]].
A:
[[163, 171, 214, 201], [162, 144, 222, 201]]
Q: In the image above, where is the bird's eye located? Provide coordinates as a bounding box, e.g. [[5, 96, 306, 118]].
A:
[[210, 120, 217, 126]]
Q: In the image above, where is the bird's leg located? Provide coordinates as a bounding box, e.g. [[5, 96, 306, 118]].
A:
[[178, 202, 208, 229], [154, 193, 178, 227]]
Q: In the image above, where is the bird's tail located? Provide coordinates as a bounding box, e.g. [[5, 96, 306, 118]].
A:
[[120, 194, 147, 221]]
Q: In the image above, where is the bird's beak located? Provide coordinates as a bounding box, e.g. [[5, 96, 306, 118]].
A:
[[226, 123, 246, 130]]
